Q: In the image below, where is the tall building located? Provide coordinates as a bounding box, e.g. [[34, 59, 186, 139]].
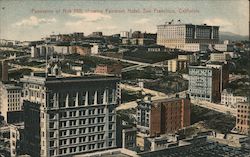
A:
[[1, 60, 8, 81], [0, 82, 22, 123], [206, 62, 229, 93], [188, 66, 221, 102], [235, 102, 250, 135], [157, 22, 219, 51], [21, 72, 121, 157], [136, 95, 190, 137]]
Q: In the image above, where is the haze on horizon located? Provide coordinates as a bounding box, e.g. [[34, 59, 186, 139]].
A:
[[0, 0, 248, 41]]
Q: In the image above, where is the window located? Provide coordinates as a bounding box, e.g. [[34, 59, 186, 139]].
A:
[[69, 129, 76, 135], [109, 133, 112, 138], [79, 145, 86, 151], [79, 128, 86, 134], [109, 141, 113, 147], [70, 138, 76, 144], [79, 119, 86, 125], [79, 136, 86, 143], [79, 110, 86, 116], [69, 120, 76, 126], [88, 135, 95, 142]]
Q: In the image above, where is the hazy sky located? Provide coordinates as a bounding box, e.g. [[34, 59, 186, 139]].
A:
[[0, 0, 248, 41]]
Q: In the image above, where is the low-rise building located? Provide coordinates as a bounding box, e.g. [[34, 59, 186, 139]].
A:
[[221, 89, 248, 108], [210, 53, 231, 62], [95, 64, 122, 75], [178, 54, 197, 63], [71, 45, 92, 56], [213, 44, 234, 52], [122, 127, 137, 151], [144, 135, 179, 151], [168, 59, 188, 72]]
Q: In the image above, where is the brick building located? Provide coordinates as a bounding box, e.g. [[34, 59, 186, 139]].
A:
[[235, 102, 250, 135], [95, 64, 122, 75], [136, 95, 190, 137]]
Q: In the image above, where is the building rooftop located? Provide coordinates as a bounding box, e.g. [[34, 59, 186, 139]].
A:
[[20, 72, 120, 85], [73, 148, 136, 157], [157, 23, 219, 27]]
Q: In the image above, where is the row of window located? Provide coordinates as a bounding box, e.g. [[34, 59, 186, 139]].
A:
[[57, 116, 113, 128]]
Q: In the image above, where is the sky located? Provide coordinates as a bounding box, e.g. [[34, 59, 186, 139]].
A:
[[0, 0, 249, 41]]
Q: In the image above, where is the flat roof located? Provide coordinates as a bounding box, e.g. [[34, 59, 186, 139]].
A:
[[157, 23, 219, 27], [20, 72, 120, 85]]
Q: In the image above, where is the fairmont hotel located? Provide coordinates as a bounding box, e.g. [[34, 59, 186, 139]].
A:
[[157, 21, 219, 52]]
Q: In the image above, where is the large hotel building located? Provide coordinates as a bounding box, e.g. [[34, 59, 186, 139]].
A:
[[157, 22, 219, 51], [20, 72, 120, 157]]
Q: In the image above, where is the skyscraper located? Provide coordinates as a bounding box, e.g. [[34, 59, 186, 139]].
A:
[[21, 72, 121, 157], [188, 66, 221, 102]]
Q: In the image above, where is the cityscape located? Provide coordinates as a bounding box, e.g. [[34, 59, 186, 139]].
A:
[[0, 0, 250, 157]]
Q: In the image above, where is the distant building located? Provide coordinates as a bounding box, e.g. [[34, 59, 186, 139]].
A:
[[53, 45, 70, 54], [223, 51, 239, 59], [221, 89, 248, 108], [210, 53, 231, 62], [90, 32, 103, 37], [95, 64, 122, 75], [90, 43, 100, 54], [212, 44, 234, 52], [21, 72, 121, 157], [168, 59, 188, 72], [235, 102, 250, 135], [157, 21, 219, 51], [136, 95, 190, 137], [71, 45, 92, 56], [120, 31, 130, 38], [146, 45, 166, 52], [178, 54, 197, 63], [31, 46, 39, 58], [188, 66, 221, 102], [0, 82, 22, 123]]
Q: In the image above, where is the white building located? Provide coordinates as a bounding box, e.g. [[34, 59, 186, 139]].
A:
[[21, 72, 121, 157], [213, 44, 234, 52], [168, 59, 188, 72], [0, 82, 22, 123], [221, 89, 248, 108], [0, 124, 23, 157], [178, 54, 197, 63], [53, 45, 70, 54], [120, 31, 130, 38], [188, 66, 221, 102], [90, 43, 100, 54], [210, 53, 231, 62], [157, 22, 219, 51]]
